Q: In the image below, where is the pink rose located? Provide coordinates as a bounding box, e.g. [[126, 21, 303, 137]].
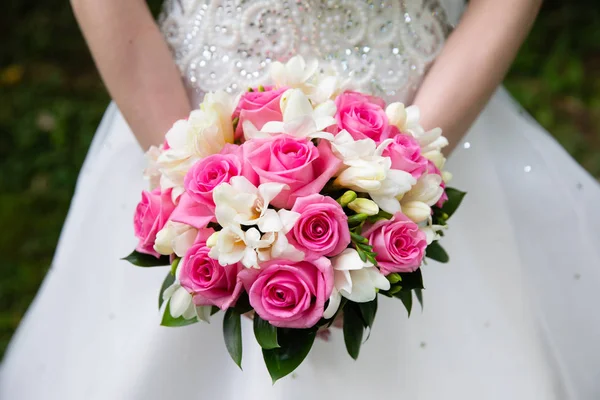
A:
[[287, 194, 351, 259], [244, 135, 342, 209], [363, 212, 427, 275], [183, 144, 257, 208], [171, 145, 258, 229], [426, 160, 448, 207], [133, 189, 175, 257], [179, 229, 243, 310], [239, 258, 334, 328], [383, 131, 428, 179], [334, 91, 392, 142], [233, 86, 287, 140]]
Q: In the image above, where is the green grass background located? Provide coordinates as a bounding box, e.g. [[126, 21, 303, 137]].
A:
[[1, 1, 599, 357]]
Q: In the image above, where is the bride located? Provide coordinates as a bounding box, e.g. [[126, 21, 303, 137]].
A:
[[2, 0, 600, 399]]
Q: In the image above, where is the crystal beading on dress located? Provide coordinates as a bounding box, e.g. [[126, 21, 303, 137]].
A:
[[159, 0, 452, 105]]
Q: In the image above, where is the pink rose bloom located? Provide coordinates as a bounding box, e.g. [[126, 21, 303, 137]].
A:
[[363, 212, 427, 275], [171, 145, 258, 229], [426, 160, 448, 207], [133, 189, 175, 257], [334, 91, 393, 142], [183, 144, 257, 208], [179, 229, 243, 310], [239, 258, 334, 329], [233, 86, 287, 140], [244, 135, 342, 209], [287, 194, 351, 259], [383, 131, 428, 179]]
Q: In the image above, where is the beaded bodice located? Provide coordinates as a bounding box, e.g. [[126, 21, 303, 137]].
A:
[[159, 0, 463, 105]]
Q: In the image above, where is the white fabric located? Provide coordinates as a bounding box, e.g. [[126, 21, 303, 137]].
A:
[[2, 0, 600, 398]]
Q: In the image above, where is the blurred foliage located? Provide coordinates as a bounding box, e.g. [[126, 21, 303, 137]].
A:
[[0, 0, 599, 358]]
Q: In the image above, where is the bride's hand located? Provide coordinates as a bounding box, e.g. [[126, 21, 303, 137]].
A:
[[71, 0, 191, 149]]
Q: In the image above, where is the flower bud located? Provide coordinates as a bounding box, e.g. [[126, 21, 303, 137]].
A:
[[423, 150, 446, 170], [348, 198, 379, 216], [154, 221, 198, 257], [337, 190, 358, 207], [401, 201, 431, 223], [385, 102, 407, 129], [442, 171, 453, 183]]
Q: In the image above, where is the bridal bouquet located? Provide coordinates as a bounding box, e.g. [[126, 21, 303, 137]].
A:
[[125, 56, 465, 382]]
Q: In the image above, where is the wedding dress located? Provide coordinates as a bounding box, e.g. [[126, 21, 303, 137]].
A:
[[2, 1, 600, 399]]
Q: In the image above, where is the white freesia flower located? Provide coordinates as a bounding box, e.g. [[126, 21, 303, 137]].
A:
[[245, 89, 336, 141], [309, 63, 353, 103], [143, 145, 163, 190], [210, 177, 304, 268], [332, 130, 415, 213], [157, 91, 235, 198], [323, 249, 390, 319], [423, 149, 447, 171], [401, 173, 444, 207], [386, 103, 449, 156], [416, 127, 449, 154], [330, 130, 393, 162], [162, 281, 211, 322], [154, 221, 198, 257], [213, 176, 289, 232], [208, 225, 268, 269], [270, 55, 319, 94], [257, 231, 305, 263], [369, 168, 416, 214], [401, 200, 431, 224], [385, 103, 421, 133], [421, 224, 446, 245], [442, 170, 453, 183], [348, 198, 379, 216], [335, 158, 389, 192]]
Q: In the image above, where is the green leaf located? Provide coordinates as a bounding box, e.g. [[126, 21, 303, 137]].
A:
[[426, 241, 449, 263], [395, 291, 413, 317], [223, 308, 243, 369], [253, 315, 279, 350], [350, 232, 369, 244], [158, 272, 175, 309], [358, 297, 378, 329], [160, 300, 198, 327], [343, 303, 364, 360], [233, 291, 253, 315], [170, 257, 180, 276], [415, 288, 424, 310], [348, 213, 369, 226], [211, 305, 220, 316], [399, 269, 424, 290], [356, 247, 368, 262], [263, 328, 316, 383], [122, 250, 171, 267], [440, 187, 466, 219]]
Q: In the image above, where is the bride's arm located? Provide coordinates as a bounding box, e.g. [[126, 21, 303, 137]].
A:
[[412, 0, 542, 153], [71, 0, 191, 149]]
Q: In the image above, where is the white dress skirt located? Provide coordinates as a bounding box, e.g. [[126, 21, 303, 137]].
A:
[[2, 0, 600, 398]]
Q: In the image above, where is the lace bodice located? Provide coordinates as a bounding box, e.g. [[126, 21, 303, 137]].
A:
[[159, 0, 463, 105]]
